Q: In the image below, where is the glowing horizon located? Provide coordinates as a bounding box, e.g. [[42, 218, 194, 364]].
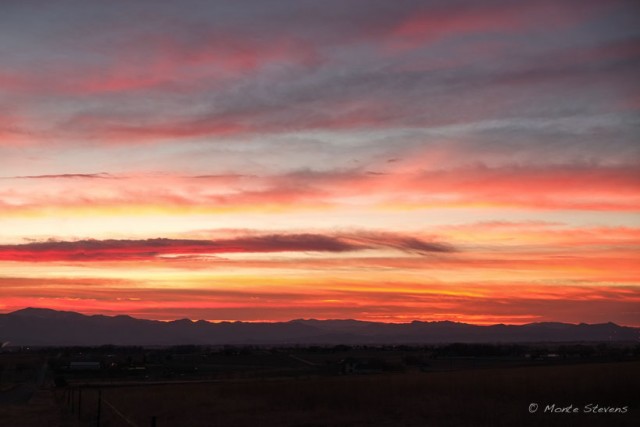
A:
[[1, 0, 639, 326]]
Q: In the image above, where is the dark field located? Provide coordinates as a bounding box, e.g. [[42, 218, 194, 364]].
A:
[[2, 344, 639, 426], [67, 362, 639, 427]]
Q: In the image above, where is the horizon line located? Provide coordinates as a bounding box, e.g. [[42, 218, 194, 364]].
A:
[[3, 307, 636, 328]]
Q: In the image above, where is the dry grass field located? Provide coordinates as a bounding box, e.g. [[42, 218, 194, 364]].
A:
[[0, 353, 71, 427], [69, 361, 639, 427]]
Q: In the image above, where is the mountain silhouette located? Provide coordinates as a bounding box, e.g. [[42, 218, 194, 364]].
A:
[[1, 308, 638, 346]]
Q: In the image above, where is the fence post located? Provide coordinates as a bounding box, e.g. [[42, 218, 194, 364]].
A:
[[151, 415, 157, 427], [96, 389, 102, 427], [78, 387, 82, 419]]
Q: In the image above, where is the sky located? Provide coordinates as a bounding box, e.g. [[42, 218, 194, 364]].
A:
[[1, 0, 639, 325]]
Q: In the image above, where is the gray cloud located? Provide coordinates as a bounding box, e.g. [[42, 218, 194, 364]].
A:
[[0, 232, 454, 261]]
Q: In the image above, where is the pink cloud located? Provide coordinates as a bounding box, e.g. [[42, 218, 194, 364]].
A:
[[2, 163, 638, 212], [384, 0, 607, 52]]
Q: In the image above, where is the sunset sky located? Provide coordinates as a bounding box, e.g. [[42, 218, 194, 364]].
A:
[[1, 0, 639, 325]]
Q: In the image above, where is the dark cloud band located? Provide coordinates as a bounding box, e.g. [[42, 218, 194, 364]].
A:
[[0, 232, 454, 262]]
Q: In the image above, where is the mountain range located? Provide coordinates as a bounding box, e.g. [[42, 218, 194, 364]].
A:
[[1, 308, 638, 346]]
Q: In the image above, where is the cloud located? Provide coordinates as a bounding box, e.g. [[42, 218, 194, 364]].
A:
[[1, 163, 638, 214], [343, 231, 454, 254], [1, 0, 638, 326], [269, 164, 640, 211], [383, 0, 603, 52], [1, 0, 636, 149], [9, 173, 113, 179], [0, 232, 453, 262]]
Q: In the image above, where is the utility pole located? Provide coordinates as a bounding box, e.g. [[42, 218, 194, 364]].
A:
[[96, 389, 102, 427]]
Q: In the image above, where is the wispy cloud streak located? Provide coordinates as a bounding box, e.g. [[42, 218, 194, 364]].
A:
[[0, 232, 453, 262]]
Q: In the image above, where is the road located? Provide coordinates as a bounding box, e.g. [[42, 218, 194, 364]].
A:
[[0, 361, 47, 404]]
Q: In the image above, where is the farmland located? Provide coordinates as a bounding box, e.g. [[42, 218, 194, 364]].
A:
[[2, 343, 639, 426], [68, 360, 639, 427]]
